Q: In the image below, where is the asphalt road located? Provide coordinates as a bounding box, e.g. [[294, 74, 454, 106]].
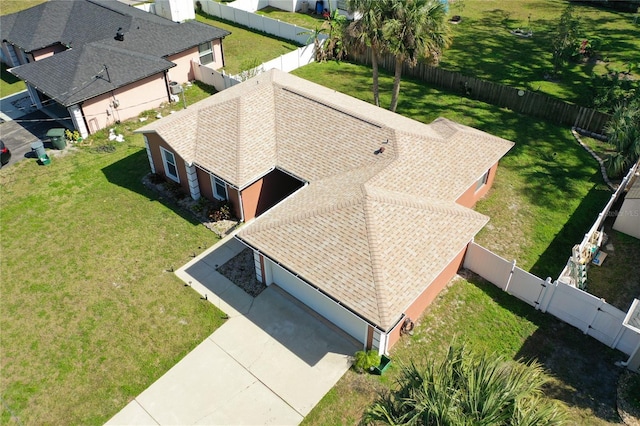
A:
[[0, 110, 54, 168]]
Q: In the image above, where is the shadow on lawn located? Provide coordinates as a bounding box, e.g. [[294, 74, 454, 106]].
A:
[[468, 273, 624, 424], [529, 182, 611, 279], [101, 149, 201, 226]]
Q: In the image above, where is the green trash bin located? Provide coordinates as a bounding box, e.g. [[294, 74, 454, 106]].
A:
[[47, 128, 66, 150], [31, 140, 50, 165]]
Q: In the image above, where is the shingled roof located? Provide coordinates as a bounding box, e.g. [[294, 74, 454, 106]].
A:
[[2, 0, 229, 106], [138, 69, 514, 330]]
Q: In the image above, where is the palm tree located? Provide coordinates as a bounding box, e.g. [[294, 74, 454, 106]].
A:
[[363, 344, 566, 425], [383, 0, 451, 112], [323, 8, 349, 61], [300, 24, 328, 62], [605, 98, 640, 178], [347, 0, 392, 107]]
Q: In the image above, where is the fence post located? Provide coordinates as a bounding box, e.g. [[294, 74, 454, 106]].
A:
[[611, 322, 627, 350], [503, 260, 516, 293], [537, 278, 556, 313]]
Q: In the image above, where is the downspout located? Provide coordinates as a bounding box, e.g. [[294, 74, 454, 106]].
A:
[[238, 190, 245, 222]]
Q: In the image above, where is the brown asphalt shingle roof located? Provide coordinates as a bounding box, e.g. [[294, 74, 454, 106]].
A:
[[138, 69, 514, 330]]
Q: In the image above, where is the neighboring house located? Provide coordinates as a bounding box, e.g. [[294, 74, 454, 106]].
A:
[[613, 174, 640, 240], [138, 69, 514, 354], [1, 0, 229, 137]]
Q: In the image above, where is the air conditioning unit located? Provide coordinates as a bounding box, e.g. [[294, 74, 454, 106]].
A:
[[169, 81, 183, 95]]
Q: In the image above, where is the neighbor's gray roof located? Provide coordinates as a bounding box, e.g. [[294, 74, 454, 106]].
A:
[[3, 0, 229, 106], [138, 69, 514, 330], [11, 43, 175, 106]]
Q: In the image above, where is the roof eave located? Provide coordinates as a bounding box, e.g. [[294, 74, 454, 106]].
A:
[[64, 65, 175, 106]]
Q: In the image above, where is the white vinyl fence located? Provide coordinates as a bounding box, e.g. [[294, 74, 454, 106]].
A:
[[192, 0, 322, 91], [192, 61, 241, 91], [557, 162, 640, 286], [192, 42, 315, 91], [197, 0, 325, 45], [463, 242, 640, 356]]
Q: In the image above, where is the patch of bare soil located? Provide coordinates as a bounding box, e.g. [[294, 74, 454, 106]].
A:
[[618, 370, 640, 426], [585, 218, 640, 312], [217, 248, 266, 297]]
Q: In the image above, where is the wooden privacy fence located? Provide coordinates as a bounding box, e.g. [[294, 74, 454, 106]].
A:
[[463, 242, 640, 356], [350, 50, 611, 134]]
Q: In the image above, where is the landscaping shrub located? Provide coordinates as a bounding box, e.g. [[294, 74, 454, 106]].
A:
[[165, 180, 186, 199], [207, 201, 232, 221], [353, 350, 381, 374]]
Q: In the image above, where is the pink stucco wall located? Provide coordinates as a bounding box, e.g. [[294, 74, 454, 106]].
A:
[[455, 163, 500, 208], [167, 47, 198, 83], [167, 39, 225, 83], [81, 73, 168, 134], [31, 44, 67, 61]]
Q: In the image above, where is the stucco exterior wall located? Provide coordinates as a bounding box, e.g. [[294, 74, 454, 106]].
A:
[[167, 39, 225, 84], [209, 39, 225, 70], [167, 47, 198, 83], [227, 187, 242, 220], [240, 178, 264, 221], [240, 169, 304, 221], [196, 167, 214, 199], [82, 73, 168, 133], [144, 132, 188, 192], [455, 163, 499, 208], [613, 199, 640, 240], [386, 246, 467, 349], [31, 44, 67, 61]]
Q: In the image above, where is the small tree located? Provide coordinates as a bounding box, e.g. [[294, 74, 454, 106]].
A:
[[605, 98, 640, 178], [551, 5, 581, 76]]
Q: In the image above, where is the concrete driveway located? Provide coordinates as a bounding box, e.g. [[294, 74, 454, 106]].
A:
[[107, 236, 359, 425], [0, 91, 71, 168]]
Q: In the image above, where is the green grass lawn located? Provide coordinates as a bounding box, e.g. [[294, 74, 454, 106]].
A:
[[293, 61, 622, 425], [264, 0, 639, 107], [440, 0, 640, 106], [0, 84, 225, 425], [256, 5, 325, 29], [196, 12, 301, 75], [1, 62, 25, 98], [0, 0, 46, 16]]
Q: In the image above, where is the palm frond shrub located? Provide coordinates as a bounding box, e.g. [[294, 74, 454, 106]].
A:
[[363, 343, 566, 425]]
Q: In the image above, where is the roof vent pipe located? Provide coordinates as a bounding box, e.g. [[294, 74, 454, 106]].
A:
[[115, 27, 124, 41]]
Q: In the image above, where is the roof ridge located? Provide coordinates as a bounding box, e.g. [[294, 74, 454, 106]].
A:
[[246, 195, 363, 233], [361, 189, 391, 329], [89, 41, 171, 64], [364, 185, 488, 220], [236, 94, 247, 185]]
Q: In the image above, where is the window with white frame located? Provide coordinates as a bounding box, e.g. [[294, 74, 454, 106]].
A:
[[160, 147, 179, 182], [198, 41, 214, 65], [211, 176, 227, 201], [475, 169, 489, 191]]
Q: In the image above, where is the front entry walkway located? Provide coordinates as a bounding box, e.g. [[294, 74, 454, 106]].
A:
[[107, 235, 359, 425]]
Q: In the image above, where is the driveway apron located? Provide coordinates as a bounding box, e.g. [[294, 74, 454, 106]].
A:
[[107, 234, 359, 425]]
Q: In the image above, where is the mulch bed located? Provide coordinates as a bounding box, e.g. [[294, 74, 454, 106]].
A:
[[217, 248, 266, 297]]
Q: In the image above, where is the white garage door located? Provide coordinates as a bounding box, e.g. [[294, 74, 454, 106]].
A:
[[267, 258, 368, 344]]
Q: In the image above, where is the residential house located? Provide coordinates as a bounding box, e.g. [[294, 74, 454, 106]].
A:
[[138, 69, 514, 354], [1, 0, 229, 136]]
